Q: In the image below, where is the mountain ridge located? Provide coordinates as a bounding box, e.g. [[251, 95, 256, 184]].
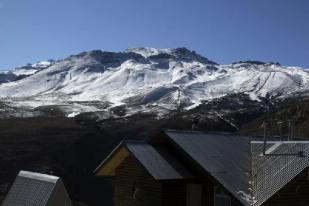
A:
[[0, 47, 308, 118]]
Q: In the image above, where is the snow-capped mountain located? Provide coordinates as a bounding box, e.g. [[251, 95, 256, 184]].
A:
[[0, 60, 54, 83], [0, 48, 308, 117]]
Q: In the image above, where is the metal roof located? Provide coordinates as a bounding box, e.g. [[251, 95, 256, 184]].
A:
[[251, 141, 309, 206], [125, 141, 192, 180], [166, 131, 252, 206], [165, 131, 309, 206], [2, 171, 72, 206]]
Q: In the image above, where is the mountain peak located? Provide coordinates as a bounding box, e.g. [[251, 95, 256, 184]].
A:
[[125, 47, 216, 64]]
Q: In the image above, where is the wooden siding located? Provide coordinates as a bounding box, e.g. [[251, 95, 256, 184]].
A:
[[114, 155, 161, 206], [162, 183, 186, 206], [263, 168, 309, 206]]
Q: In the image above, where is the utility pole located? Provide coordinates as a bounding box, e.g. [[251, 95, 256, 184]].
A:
[[277, 121, 283, 141]]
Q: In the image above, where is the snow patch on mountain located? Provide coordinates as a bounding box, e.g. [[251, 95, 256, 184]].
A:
[[125, 47, 174, 58]]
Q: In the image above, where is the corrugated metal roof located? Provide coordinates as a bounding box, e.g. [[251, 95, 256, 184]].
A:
[[251, 141, 309, 206], [165, 131, 309, 206], [2, 171, 72, 206], [125, 141, 193, 180]]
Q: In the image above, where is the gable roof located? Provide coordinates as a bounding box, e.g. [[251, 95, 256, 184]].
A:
[[2, 171, 72, 206], [164, 130, 309, 206], [166, 131, 252, 205], [95, 140, 192, 181]]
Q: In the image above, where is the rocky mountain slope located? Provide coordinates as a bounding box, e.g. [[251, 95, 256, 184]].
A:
[[0, 47, 308, 119]]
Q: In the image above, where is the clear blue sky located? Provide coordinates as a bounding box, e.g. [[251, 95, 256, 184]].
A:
[[0, 0, 308, 69]]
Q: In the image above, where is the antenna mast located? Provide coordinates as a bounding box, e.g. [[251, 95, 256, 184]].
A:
[[262, 121, 268, 155]]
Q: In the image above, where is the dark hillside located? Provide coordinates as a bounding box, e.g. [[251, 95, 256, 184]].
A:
[[0, 103, 243, 206], [1, 97, 309, 205], [0, 112, 234, 206], [239, 98, 309, 138], [0, 116, 117, 206]]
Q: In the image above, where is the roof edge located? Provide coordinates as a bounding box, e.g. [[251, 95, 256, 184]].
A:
[[18, 171, 59, 183]]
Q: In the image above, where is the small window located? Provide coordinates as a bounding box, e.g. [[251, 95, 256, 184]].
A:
[[214, 186, 231, 206]]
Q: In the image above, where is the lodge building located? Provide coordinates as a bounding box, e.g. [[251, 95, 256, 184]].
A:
[[95, 130, 309, 206]]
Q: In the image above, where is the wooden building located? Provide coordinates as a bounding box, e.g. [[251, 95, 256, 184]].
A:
[[95, 130, 309, 206]]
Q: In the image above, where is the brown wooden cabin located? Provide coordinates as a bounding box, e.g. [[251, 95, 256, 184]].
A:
[[94, 130, 309, 206]]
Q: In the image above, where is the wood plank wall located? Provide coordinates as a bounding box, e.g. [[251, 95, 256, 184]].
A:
[[114, 156, 161, 206]]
